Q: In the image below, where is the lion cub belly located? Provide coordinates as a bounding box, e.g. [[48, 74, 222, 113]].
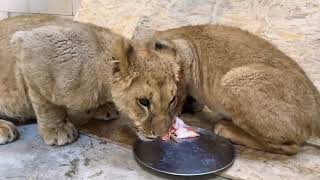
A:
[[0, 53, 33, 119]]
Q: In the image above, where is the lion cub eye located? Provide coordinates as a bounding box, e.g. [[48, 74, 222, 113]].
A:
[[169, 96, 176, 104], [138, 98, 150, 107]]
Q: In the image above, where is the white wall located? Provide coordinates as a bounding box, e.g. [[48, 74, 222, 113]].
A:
[[0, 0, 81, 20]]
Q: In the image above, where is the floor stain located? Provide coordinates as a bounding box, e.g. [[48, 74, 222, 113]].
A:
[[65, 158, 80, 178], [84, 157, 90, 166], [88, 170, 103, 178]]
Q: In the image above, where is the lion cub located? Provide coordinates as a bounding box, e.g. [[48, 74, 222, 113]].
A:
[[146, 25, 320, 155], [0, 15, 180, 145]]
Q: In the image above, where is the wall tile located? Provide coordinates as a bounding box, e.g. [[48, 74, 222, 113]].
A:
[[0, 0, 28, 12], [29, 0, 73, 15]]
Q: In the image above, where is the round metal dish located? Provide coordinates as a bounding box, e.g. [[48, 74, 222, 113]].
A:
[[133, 127, 236, 176]]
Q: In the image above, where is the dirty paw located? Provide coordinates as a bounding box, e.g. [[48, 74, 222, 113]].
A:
[[40, 121, 78, 146], [95, 109, 120, 121], [92, 102, 120, 121], [0, 120, 19, 144], [213, 122, 231, 138]]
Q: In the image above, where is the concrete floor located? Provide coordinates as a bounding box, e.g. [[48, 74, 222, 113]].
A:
[[0, 124, 226, 180]]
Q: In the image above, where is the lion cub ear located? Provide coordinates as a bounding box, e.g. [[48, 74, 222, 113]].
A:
[[111, 37, 134, 75], [149, 39, 177, 56]]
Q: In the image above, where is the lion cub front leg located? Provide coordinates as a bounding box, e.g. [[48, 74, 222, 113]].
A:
[[30, 92, 78, 146]]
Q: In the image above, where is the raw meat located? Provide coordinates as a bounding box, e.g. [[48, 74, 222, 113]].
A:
[[162, 116, 199, 141]]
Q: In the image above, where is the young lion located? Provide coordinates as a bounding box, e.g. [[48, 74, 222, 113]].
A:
[[146, 25, 320, 155], [0, 15, 180, 145]]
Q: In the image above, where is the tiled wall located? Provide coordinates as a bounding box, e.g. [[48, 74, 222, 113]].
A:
[[0, 0, 81, 20]]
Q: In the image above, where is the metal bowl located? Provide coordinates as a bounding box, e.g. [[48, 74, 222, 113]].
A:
[[133, 127, 236, 176]]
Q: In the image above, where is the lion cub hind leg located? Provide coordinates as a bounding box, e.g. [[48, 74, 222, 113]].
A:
[[216, 65, 310, 155], [214, 120, 265, 150], [214, 120, 300, 155], [29, 91, 78, 146], [0, 119, 19, 144]]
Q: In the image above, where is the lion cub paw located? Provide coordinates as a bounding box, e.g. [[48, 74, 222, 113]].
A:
[[213, 121, 233, 139], [92, 102, 120, 121], [0, 120, 19, 144], [40, 121, 78, 146], [213, 123, 226, 136]]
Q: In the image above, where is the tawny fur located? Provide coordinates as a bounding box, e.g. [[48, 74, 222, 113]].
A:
[[146, 25, 320, 155], [111, 37, 180, 140], [0, 15, 122, 145], [0, 15, 180, 145]]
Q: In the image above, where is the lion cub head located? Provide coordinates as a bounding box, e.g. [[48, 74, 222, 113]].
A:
[[110, 37, 181, 140]]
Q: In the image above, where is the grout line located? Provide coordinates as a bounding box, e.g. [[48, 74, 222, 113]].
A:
[[27, 0, 30, 13], [209, 0, 222, 24], [6, 11, 74, 17], [72, 0, 74, 15]]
